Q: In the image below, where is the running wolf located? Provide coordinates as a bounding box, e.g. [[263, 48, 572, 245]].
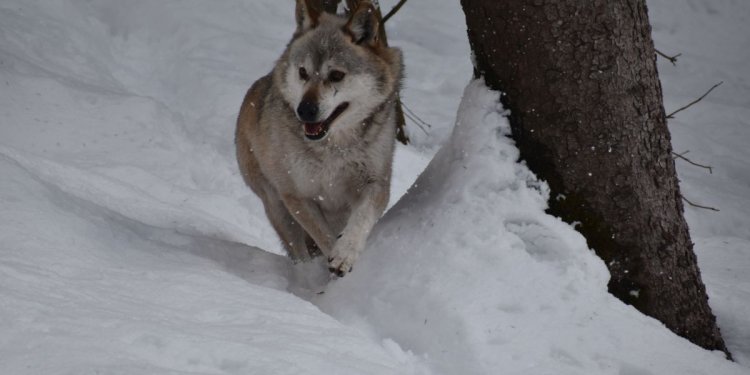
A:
[[235, 0, 403, 276]]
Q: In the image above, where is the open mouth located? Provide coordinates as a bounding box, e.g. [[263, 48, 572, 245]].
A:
[[303, 102, 349, 141]]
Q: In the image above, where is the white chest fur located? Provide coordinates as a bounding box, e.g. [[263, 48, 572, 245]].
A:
[[286, 142, 376, 211]]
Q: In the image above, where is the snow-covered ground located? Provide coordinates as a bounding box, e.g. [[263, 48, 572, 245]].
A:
[[1, 0, 748, 374]]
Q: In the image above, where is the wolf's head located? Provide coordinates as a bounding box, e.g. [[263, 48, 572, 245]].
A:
[[275, 0, 403, 142]]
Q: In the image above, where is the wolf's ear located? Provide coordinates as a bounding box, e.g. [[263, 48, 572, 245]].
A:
[[344, 2, 380, 46], [296, 0, 320, 32]]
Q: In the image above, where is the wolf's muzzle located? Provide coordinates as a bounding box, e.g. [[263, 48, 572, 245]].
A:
[[297, 99, 319, 123], [301, 102, 349, 141]]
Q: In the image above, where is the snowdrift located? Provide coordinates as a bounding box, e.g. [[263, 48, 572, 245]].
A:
[[316, 80, 746, 374]]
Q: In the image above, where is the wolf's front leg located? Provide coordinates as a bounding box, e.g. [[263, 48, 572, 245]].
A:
[[281, 194, 336, 257], [328, 182, 389, 276], [263, 194, 311, 262]]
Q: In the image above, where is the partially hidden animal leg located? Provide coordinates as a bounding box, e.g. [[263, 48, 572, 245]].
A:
[[280, 194, 335, 257], [262, 190, 312, 262]]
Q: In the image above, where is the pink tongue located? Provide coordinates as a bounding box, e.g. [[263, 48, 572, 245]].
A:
[[304, 122, 323, 135]]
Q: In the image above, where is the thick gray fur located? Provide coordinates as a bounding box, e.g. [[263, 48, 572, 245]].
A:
[[235, 1, 403, 276]]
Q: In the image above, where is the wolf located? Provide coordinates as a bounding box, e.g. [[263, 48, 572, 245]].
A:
[[235, 0, 403, 276]]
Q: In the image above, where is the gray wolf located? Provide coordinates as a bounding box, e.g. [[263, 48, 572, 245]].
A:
[[235, 0, 403, 276]]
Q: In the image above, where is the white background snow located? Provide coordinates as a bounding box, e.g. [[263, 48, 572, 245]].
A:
[[1, 0, 748, 374]]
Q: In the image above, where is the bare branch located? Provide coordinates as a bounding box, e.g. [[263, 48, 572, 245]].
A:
[[403, 102, 432, 129], [682, 196, 720, 212], [403, 108, 429, 135], [319, 0, 342, 13], [672, 150, 713, 174], [381, 0, 408, 24], [655, 49, 681, 66], [401, 102, 432, 136], [667, 81, 723, 119]]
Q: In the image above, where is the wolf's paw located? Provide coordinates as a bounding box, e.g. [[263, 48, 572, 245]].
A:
[[327, 254, 354, 277], [327, 243, 360, 277]]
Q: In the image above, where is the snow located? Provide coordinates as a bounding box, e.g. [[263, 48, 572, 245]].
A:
[[1, 0, 748, 374], [317, 80, 746, 374]]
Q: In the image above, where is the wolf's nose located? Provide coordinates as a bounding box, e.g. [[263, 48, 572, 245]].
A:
[[297, 100, 319, 122]]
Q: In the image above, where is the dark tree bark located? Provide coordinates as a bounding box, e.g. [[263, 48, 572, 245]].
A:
[[309, 0, 410, 145], [460, 0, 730, 356], [319, 0, 341, 13]]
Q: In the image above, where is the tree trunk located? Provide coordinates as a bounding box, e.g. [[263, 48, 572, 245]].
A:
[[460, 0, 730, 356], [319, 0, 341, 13], [309, 0, 410, 144]]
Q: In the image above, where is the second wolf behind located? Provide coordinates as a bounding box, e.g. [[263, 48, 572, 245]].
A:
[[235, 0, 403, 276]]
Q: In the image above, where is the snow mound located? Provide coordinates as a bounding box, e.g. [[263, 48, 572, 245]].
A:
[[316, 80, 746, 375]]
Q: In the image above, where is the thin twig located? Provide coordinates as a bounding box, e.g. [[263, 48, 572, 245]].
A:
[[402, 102, 432, 128], [682, 196, 720, 212], [672, 150, 713, 174], [655, 49, 681, 66], [403, 109, 429, 135], [667, 81, 723, 119], [381, 0, 408, 24]]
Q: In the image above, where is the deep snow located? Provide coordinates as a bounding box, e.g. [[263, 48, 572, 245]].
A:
[[1, 0, 748, 374]]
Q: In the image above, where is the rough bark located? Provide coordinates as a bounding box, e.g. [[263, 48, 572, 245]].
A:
[[461, 0, 729, 356], [319, 0, 341, 13], [309, 0, 410, 144]]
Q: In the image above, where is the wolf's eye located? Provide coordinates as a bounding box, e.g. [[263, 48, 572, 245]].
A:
[[328, 70, 346, 83], [299, 67, 309, 81]]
